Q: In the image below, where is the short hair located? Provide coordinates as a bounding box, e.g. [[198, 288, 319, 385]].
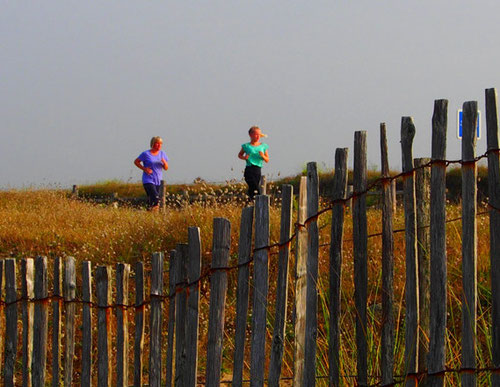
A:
[[248, 126, 260, 135], [150, 136, 163, 147]]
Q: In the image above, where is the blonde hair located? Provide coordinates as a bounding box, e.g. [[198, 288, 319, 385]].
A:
[[248, 126, 260, 135], [150, 136, 163, 147]]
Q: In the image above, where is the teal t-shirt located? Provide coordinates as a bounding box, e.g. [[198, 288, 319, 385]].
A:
[[241, 142, 269, 167]]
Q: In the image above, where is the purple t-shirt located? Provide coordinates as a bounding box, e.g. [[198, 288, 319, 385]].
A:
[[137, 150, 169, 185]]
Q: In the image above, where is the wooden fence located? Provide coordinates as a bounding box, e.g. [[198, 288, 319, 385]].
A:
[[2, 88, 500, 386]]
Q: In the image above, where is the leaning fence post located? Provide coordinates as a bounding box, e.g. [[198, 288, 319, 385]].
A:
[[63, 257, 76, 387], [149, 252, 164, 387], [353, 131, 368, 386], [21, 258, 34, 387], [304, 162, 319, 387], [186, 228, 202, 387], [415, 157, 431, 381], [97, 266, 112, 387], [206, 218, 231, 387], [486, 88, 500, 386], [232, 207, 254, 387], [116, 263, 130, 387], [269, 185, 293, 386], [380, 124, 395, 386], [401, 116, 419, 386], [428, 99, 448, 386], [81, 261, 92, 387], [32, 256, 48, 387], [329, 148, 349, 387], [134, 262, 145, 387], [165, 253, 176, 387], [294, 176, 307, 387], [174, 244, 188, 385], [51, 257, 62, 387], [461, 101, 478, 387]]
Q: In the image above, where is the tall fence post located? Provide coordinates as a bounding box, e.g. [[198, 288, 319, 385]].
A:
[[232, 207, 254, 387], [304, 162, 319, 387], [428, 99, 448, 386], [64, 257, 76, 387], [32, 256, 48, 387], [294, 176, 307, 387], [21, 258, 34, 387], [134, 262, 145, 387], [380, 124, 395, 386], [486, 87, 500, 386], [401, 117, 419, 386], [415, 157, 431, 383], [329, 148, 349, 387], [269, 184, 293, 386], [81, 261, 92, 387], [96, 266, 112, 387], [186, 228, 202, 387], [353, 131, 368, 386], [51, 257, 62, 387], [461, 101, 478, 387], [165, 253, 176, 387], [149, 252, 164, 387], [174, 244, 188, 385], [206, 218, 231, 387], [0, 260, 4, 376], [116, 263, 130, 387]]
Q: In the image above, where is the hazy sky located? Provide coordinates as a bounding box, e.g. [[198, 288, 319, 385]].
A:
[[2, 1, 500, 188]]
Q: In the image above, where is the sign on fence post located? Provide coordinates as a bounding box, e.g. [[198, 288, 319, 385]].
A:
[[457, 109, 481, 139]]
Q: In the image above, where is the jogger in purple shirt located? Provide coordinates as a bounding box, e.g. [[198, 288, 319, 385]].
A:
[[134, 136, 169, 211]]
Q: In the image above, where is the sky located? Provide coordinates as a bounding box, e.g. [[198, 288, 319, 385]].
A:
[[2, 1, 500, 188]]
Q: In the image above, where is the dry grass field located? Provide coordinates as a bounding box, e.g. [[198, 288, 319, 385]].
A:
[[0, 187, 494, 384]]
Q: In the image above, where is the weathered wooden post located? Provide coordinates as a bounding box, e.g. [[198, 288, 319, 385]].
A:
[[165, 251, 176, 387], [64, 257, 76, 387], [381, 124, 395, 386], [353, 131, 368, 386], [32, 257, 48, 387], [259, 175, 267, 195], [415, 157, 431, 384], [149, 253, 164, 387], [51, 257, 63, 387], [21, 258, 34, 387], [329, 148, 349, 387], [401, 117, 419, 386], [269, 185, 293, 386], [116, 263, 130, 387], [134, 262, 145, 387], [294, 176, 307, 387], [96, 266, 112, 387], [232, 207, 254, 387], [486, 87, 500, 387], [206, 218, 231, 387], [461, 101, 478, 387], [428, 99, 448, 387], [160, 180, 166, 211], [174, 244, 188, 385], [81, 262, 92, 387]]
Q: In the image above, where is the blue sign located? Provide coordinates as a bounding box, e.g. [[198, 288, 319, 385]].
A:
[[457, 109, 481, 139]]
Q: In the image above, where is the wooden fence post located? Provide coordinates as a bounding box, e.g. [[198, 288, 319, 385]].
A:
[[116, 263, 130, 387], [64, 257, 76, 387], [149, 252, 164, 387], [186, 227, 202, 387], [165, 252, 176, 387], [232, 206, 254, 387], [97, 266, 112, 387], [160, 180, 166, 211], [206, 218, 231, 387], [428, 99, 448, 386], [51, 257, 62, 387], [81, 261, 92, 387], [401, 117, 419, 386], [174, 244, 188, 385], [21, 258, 34, 387], [461, 101, 478, 387], [269, 185, 293, 386], [329, 148, 349, 387], [353, 131, 368, 386], [134, 262, 145, 387], [486, 87, 500, 386], [380, 124, 395, 386], [304, 162, 319, 387], [0, 260, 4, 376], [260, 175, 267, 195], [415, 157, 431, 382], [294, 176, 307, 387], [32, 256, 48, 387]]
